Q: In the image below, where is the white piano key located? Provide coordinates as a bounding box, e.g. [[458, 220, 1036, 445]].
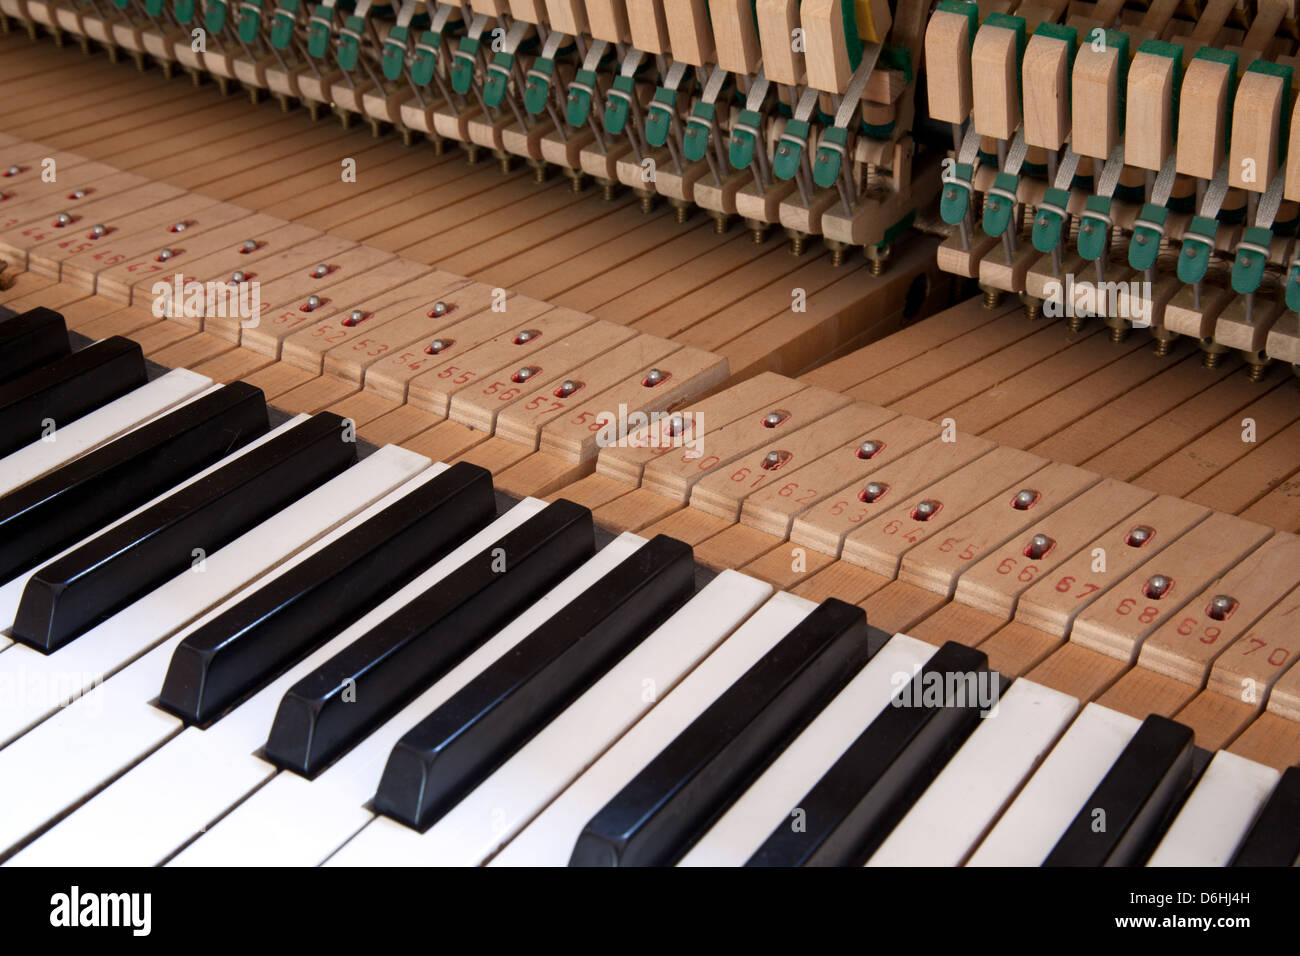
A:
[[22, 498, 544, 867], [3, 463, 452, 866], [965, 702, 1142, 866], [1147, 751, 1282, 867], [489, 590, 818, 867], [327, 570, 776, 867], [0, 441, 429, 751], [866, 679, 1080, 867], [170, 530, 649, 868], [677, 634, 938, 867], [0, 370, 215, 498]]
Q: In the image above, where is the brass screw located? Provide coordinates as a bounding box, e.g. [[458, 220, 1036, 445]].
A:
[[675, 204, 689, 224], [1247, 362, 1268, 382], [1109, 325, 1129, 343], [713, 214, 729, 235], [1153, 337, 1172, 357], [831, 246, 845, 267], [534, 164, 546, 184], [982, 288, 1000, 309], [602, 182, 616, 202], [1202, 350, 1222, 369], [751, 228, 765, 244], [465, 144, 481, 164], [1067, 314, 1085, 333], [640, 194, 655, 214], [432, 137, 446, 156], [790, 233, 805, 256], [1024, 300, 1041, 321]]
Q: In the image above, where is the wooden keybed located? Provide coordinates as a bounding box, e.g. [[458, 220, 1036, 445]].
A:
[[0, 18, 1298, 789]]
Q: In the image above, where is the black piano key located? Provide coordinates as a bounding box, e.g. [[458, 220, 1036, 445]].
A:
[[0, 335, 146, 457], [0, 307, 70, 384], [10, 413, 357, 653], [747, 642, 999, 867], [569, 598, 880, 867], [1231, 765, 1300, 867], [0, 382, 267, 589], [158, 462, 497, 727], [263, 499, 596, 779], [1044, 714, 1195, 867], [375, 534, 696, 832]]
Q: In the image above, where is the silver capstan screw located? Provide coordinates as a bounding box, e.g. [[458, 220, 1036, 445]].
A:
[[1127, 526, 1153, 546], [1012, 489, 1038, 510], [1209, 594, 1236, 620], [1146, 574, 1172, 599]]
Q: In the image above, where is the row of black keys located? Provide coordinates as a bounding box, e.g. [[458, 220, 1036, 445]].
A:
[[2, 310, 1297, 865]]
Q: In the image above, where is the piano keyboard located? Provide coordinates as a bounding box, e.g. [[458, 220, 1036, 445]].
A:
[[0, 313, 1297, 868]]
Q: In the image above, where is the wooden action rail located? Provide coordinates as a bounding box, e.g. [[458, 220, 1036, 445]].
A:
[[0, 33, 949, 382]]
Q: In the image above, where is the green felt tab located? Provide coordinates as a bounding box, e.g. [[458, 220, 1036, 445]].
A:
[[939, 161, 973, 226], [1232, 226, 1273, 295], [1128, 203, 1168, 271], [270, 0, 299, 49], [683, 102, 715, 163], [729, 109, 761, 169], [483, 52, 514, 108], [524, 58, 554, 115], [1177, 215, 1218, 284], [645, 87, 678, 148], [1287, 263, 1300, 311], [145, 0, 165, 16], [450, 36, 479, 95], [409, 30, 441, 85], [206, 0, 229, 33], [336, 15, 364, 70], [238, 0, 265, 43], [982, 172, 1019, 237], [174, 0, 196, 22], [1077, 195, 1112, 261], [382, 26, 409, 80], [773, 119, 809, 181], [566, 68, 596, 127], [604, 74, 635, 136], [307, 5, 333, 58], [1032, 186, 1070, 251], [814, 127, 848, 189]]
